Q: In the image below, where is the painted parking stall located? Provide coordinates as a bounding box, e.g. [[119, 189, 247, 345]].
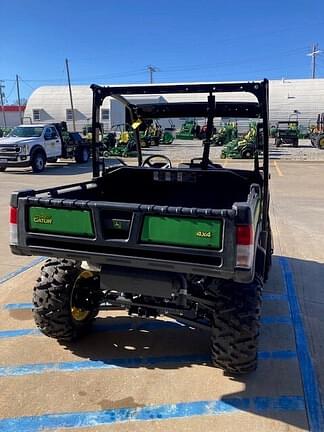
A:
[[0, 255, 318, 431]]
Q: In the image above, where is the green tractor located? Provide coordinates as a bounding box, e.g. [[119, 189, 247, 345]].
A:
[[102, 124, 137, 158], [176, 120, 198, 140], [221, 123, 257, 159], [211, 122, 237, 146], [161, 120, 176, 144]]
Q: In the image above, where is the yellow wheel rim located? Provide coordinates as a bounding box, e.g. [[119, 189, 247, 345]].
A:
[[71, 306, 90, 321], [71, 270, 93, 321]]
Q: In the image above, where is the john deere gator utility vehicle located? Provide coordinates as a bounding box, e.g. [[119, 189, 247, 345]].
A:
[[274, 121, 299, 147], [10, 80, 272, 375]]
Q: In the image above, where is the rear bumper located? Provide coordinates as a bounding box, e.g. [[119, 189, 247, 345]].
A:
[[10, 244, 254, 283]]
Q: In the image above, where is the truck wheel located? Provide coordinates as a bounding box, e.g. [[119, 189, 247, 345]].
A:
[[210, 276, 262, 374], [31, 151, 46, 173], [33, 258, 100, 341], [75, 147, 90, 163]]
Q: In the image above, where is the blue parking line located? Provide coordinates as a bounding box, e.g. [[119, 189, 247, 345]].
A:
[[0, 350, 297, 378], [0, 329, 40, 339], [0, 257, 45, 286], [4, 303, 32, 310], [279, 257, 324, 432], [0, 396, 305, 432]]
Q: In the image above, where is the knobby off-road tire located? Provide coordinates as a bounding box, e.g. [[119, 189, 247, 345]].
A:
[[210, 276, 262, 375], [33, 258, 99, 341]]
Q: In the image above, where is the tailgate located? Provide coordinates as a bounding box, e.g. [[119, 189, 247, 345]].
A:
[[11, 192, 240, 278]]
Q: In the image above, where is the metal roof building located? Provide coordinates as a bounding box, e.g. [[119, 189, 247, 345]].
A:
[[23, 79, 324, 131]]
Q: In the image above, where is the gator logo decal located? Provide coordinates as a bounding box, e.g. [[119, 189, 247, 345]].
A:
[[196, 231, 212, 238], [33, 215, 53, 225]]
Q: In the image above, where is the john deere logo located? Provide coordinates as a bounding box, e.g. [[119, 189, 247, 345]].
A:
[[113, 220, 122, 229], [33, 215, 53, 225], [196, 231, 212, 238]]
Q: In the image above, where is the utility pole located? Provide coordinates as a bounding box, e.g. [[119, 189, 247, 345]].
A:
[[307, 44, 321, 79], [16, 75, 23, 124], [147, 65, 158, 84], [65, 58, 76, 131], [0, 81, 7, 128]]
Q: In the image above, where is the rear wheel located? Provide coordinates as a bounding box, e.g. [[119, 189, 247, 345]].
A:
[[210, 276, 262, 374], [241, 148, 253, 159], [33, 258, 100, 341], [31, 151, 46, 173], [75, 146, 90, 163]]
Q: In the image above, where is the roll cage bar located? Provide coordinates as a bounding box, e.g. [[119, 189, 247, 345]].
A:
[[90, 79, 269, 192]]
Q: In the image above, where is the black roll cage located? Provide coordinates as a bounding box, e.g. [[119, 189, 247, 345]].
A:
[[90, 80, 269, 227]]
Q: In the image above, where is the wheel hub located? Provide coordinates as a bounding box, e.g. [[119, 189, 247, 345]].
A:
[[71, 270, 97, 321]]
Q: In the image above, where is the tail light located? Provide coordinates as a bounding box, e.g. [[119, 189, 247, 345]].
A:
[[9, 207, 18, 245], [236, 224, 254, 268]]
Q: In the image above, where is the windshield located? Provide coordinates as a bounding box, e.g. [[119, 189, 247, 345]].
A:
[[9, 126, 44, 138]]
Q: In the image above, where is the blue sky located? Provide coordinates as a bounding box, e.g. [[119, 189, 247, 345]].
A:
[[1, 0, 324, 103]]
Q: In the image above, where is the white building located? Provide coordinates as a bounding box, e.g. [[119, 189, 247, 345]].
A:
[[24, 79, 324, 132], [0, 105, 25, 128]]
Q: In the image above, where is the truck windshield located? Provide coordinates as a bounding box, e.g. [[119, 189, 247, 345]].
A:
[[9, 127, 44, 138]]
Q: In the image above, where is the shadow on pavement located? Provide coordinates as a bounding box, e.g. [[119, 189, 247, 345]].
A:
[[59, 254, 324, 430], [3, 161, 93, 176]]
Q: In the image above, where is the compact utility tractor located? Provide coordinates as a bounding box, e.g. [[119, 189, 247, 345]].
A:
[[310, 113, 324, 149]]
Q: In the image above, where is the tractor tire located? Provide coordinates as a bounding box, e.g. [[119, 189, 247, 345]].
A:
[[75, 146, 90, 163], [33, 258, 99, 341], [31, 151, 46, 173], [241, 148, 253, 159], [275, 138, 281, 147], [210, 276, 262, 374], [315, 134, 324, 149]]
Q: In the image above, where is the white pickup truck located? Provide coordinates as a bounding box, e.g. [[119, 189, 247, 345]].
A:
[[0, 124, 90, 173]]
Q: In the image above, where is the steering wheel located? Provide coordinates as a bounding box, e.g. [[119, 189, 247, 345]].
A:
[[141, 155, 172, 169]]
